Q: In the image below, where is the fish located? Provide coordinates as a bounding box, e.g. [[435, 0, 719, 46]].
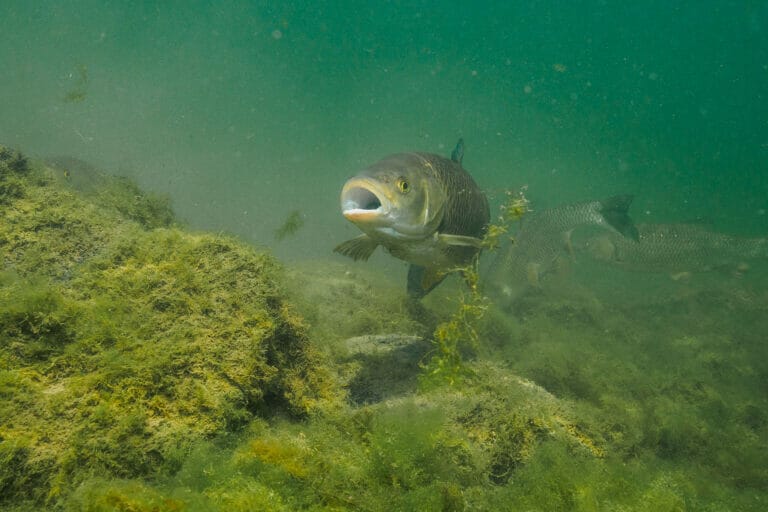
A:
[[334, 139, 490, 298], [581, 223, 768, 278], [482, 195, 638, 308]]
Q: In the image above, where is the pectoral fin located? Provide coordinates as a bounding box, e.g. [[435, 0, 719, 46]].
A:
[[334, 235, 379, 261], [437, 233, 484, 248], [407, 265, 447, 298]]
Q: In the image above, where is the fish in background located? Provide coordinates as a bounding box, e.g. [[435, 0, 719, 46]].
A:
[[334, 139, 490, 298], [482, 195, 639, 309], [581, 223, 768, 279]]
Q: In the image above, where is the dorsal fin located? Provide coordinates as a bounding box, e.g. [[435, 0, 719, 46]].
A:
[[450, 138, 464, 165], [599, 194, 639, 241]]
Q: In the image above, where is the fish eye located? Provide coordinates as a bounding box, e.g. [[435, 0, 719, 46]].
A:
[[396, 177, 410, 194]]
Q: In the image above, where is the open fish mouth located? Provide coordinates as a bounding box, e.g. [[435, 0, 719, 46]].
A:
[[341, 179, 391, 223], [343, 186, 382, 212]]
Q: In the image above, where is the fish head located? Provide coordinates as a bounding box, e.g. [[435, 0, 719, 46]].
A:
[[340, 154, 446, 241]]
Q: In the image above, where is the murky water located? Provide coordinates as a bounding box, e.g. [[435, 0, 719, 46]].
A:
[[1, 1, 766, 510]]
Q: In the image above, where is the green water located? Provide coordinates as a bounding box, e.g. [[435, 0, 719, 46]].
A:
[[3, 1, 766, 253], [1, 1, 767, 511]]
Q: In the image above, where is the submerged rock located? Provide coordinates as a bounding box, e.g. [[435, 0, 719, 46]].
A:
[[0, 148, 339, 508], [343, 333, 424, 355]]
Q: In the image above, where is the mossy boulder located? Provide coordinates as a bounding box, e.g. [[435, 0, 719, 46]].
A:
[[0, 149, 174, 282], [6, 142, 762, 510], [0, 147, 338, 508], [44, 155, 174, 230], [148, 360, 601, 512]]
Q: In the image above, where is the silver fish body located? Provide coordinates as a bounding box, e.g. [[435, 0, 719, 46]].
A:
[[583, 223, 768, 274], [334, 140, 490, 297], [483, 195, 637, 308]]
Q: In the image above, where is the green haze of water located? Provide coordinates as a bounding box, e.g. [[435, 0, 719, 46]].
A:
[[0, 0, 766, 264], [2, 3, 768, 510]]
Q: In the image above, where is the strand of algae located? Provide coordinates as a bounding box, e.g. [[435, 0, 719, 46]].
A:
[[421, 188, 530, 387]]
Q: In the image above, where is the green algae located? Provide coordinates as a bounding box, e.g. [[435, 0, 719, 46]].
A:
[[421, 187, 530, 387], [478, 284, 768, 510], [0, 147, 340, 509], [125, 372, 595, 512], [44, 156, 173, 231], [273, 210, 305, 242], [148, 252, 761, 511], [2, 145, 766, 510]]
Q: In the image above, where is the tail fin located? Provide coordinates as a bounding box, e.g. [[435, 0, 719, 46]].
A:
[[599, 195, 639, 241]]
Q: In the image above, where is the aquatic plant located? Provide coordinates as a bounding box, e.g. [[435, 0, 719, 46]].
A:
[[88, 174, 174, 229], [0, 146, 29, 206], [43, 156, 174, 230], [64, 478, 183, 512], [481, 187, 530, 252], [421, 188, 529, 386], [129, 362, 598, 511], [273, 209, 305, 241], [0, 145, 29, 174], [420, 281, 487, 386], [478, 279, 768, 510]]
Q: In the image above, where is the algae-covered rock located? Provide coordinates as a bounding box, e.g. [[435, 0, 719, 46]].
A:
[[0, 146, 338, 508], [0, 150, 144, 280], [44, 156, 174, 230], [5, 142, 763, 511], [167, 360, 602, 512]]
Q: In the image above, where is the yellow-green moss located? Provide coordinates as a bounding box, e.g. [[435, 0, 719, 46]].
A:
[[44, 155, 174, 230], [0, 149, 341, 508], [421, 187, 530, 387], [3, 145, 765, 511], [65, 478, 185, 512]]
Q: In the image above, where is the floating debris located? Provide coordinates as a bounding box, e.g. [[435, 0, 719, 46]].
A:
[[63, 63, 89, 103], [274, 209, 305, 241]]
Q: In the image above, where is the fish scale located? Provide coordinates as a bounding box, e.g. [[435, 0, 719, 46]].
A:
[[483, 195, 638, 309], [583, 223, 768, 274]]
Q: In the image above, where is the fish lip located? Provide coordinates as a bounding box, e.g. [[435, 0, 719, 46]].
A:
[[342, 208, 385, 223], [340, 177, 393, 224]]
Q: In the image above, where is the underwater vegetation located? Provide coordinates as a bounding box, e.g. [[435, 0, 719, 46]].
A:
[[44, 155, 175, 231], [273, 210, 305, 242], [0, 147, 338, 509], [421, 187, 530, 387], [1, 145, 766, 511]]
